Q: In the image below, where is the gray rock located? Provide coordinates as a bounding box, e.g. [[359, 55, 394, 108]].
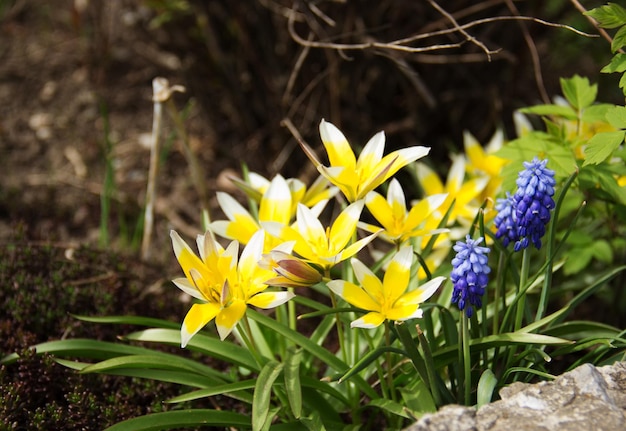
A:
[[405, 362, 626, 431]]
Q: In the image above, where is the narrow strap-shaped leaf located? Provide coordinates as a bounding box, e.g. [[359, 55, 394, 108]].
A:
[[284, 347, 303, 418], [103, 409, 250, 431], [80, 354, 229, 381], [123, 328, 258, 371], [71, 314, 180, 329], [253, 360, 283, 431], [166, 379, 256, 404], [1, 339, 169, 365]]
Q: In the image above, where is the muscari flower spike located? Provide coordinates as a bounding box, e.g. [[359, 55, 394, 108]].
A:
[[511, 157, 556, 251], [494, 192, 518, 247], [450, 235, 490, 318]]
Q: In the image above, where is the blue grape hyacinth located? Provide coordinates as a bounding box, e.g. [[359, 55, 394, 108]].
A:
[[494, 192, 518, 247], [451, 235, 491, 318], [512, 157, 556, 251]]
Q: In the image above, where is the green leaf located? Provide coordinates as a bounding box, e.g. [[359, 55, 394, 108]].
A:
[[620, 73, 626, 95], [519, 104, 577, 120], [71, 314, 180, 330], [399, 378, 437, 416], [80, 354, 229, 381], [582, 104, 614, 124], [166, 380, 256, 404], [431, 333, 571, 368], [592, 240, 614, 263], [612, 25, 626, 52], [585, 3, 626, 28], [284, 347, 303, 419], [103, 410, 250, 431], [563, 247, 593, 275], [1, 339, 169, 365], [495, 133, 577, 181], [560, 75, 597, 110], [477, 369, 498, 407], [299, 411, 327, 431], [605, 105, 626, 129], [253, 360, 283, 431], [601, 53, 626, 73], [247, 310, 378, 400], [366, 398, 412, 419], [583, 131, 625, 166], [123, 328, 258, 371]]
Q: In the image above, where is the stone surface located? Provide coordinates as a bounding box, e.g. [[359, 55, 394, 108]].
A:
[[405, 362, 626, 431]]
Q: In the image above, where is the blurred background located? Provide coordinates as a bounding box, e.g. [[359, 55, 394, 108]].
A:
[[0, 0, 616, 258]]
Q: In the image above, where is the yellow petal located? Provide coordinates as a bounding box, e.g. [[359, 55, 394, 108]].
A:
[[386, 304, 422, 321], [326, 280, 380, 312], [382, 246, 413, 303], [237, 230, 265, 280], [415, 162, 444, 195], [319, 119, 356, 170], [395, 276, 445, 307], [355, 131, 385, 176], [170, 230, 212, 284], [379, 146, 430, 185], [181, 302, 220, 347], [405, 193, 448, 232], [248, 291, 295, 308], [259, 175, 292, 224], [216, 299, 247, 340], [351, 312, 386, 329], [365, 191, 395, 233], [351, 259, 384, 303], [328, 201, 363, 255]]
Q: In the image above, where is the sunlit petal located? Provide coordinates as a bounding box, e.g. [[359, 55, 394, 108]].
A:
[[181, 302, 220, 347], [319, 119, 357, 169], [405, 193, 448, 232], [382, 246, 413, 303], [338, 232, 380, 263], [351, 312, 385, 329], [351, 259, 384, 302], [387, 304, 422, 321], [328, 201, 364, 254], [396, 276, 446, 306], [259, 175, 292, 224], [248, 291, 295, 308], [365, 191, 395, 232], [356, 131, 385, 173], [238, 230, 265, 279], [216, 299, 247, 340], [415, 162, 444, 195], [172, 277, 205, 301], [326, 279, 380, 311]]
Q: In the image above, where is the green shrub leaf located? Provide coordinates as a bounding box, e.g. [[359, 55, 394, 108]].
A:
[[560, 75, 597, 110], [583, 131, 625, 166], [585, 3, 626, 28]]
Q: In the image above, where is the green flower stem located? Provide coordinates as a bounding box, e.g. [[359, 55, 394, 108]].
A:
[[461, 314, 471, 405], [239, 314, 265, 368], [514, 248, 531, 332], [493, 252, 506, 335], [384, 321, 396, 402]]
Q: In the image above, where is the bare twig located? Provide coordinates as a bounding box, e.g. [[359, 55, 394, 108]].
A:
[[286, 3, 595, 57], [427, 0, 498, 61], [570, 0, 625, 53]]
